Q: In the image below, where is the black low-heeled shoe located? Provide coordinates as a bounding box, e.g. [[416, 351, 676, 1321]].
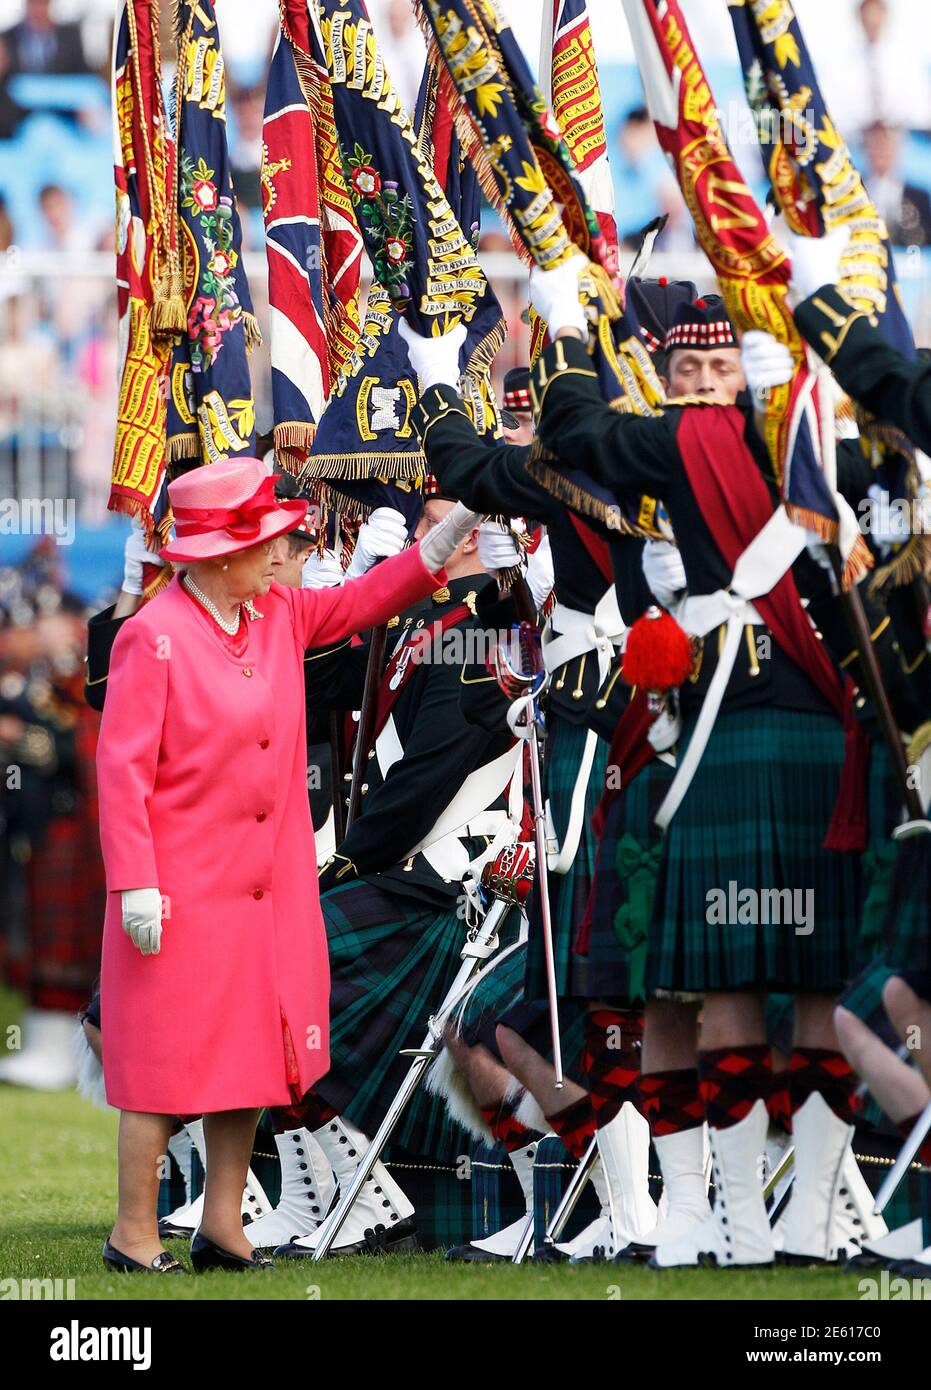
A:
[[102, 1239, 185, 1273], [190, 1231, 274, 1272]]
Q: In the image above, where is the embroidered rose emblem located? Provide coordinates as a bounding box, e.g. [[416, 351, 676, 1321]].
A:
[[209, 249, 234, 277], [192, 179, 219, 212], [351, 166, 381, 197], [386, 236, 407, 264]]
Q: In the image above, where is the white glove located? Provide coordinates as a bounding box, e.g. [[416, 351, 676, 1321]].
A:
[[741, 330, 794, 400], [528, 251, 590, 336], [806, 535, 841, 595], [121, 887, 163, 956], [781, 225, 851, 302], [526, 533, 554, 609], [398, 318, 467, 393], [345, 507, 409, 579], [478, 520, 523, 574], [642, 539, 686, 610], [122, 517, 165, 596], [418, 502, 482, 573], [301, 548, 344, 589]]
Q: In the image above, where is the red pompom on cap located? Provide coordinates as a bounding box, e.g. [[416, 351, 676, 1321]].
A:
[[622, 606, 694, 693]]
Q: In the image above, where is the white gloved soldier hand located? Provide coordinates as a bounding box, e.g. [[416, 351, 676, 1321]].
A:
[[526, 533, 554, 610], [642, 539, 686, 610], [418, 502, 482, 574], [528, 251, 590, 337], [345, 507, 409, 579], [781, 225, 851, 302], [478, 520, 523, 576], [121, 887, 163, 956], [398, 318, 467, 393], [301, 548, 345, 589], [741, 330, 795, 402], [122, 516, 165, 596]]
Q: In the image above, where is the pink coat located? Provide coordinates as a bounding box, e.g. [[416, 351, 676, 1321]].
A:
[[97, 547, 444, 1113]]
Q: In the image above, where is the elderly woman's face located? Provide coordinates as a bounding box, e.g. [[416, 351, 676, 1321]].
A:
[[210, 538, 277, 598]]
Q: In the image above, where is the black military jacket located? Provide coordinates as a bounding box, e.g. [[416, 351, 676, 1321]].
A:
[[795, 283, 931, 456], [414, 385, 645, 739], [527, 336, 843, 719], [306, 574, 518, 906]]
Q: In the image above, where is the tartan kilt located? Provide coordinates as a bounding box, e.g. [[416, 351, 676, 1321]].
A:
[[844, 832, 931, 1024], [572, 754, 675, 1005], [455, 938, 588, 1084], [856, 739, 901, 967], [26, 805, 105, 1009], [314, 878, 521, 1163], [525, 715, 609, 1002], [646, 708, 860, 994], [457, 934, 528, 1048]]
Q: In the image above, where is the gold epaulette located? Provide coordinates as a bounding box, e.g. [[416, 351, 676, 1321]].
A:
[[807, 294, 878, 366], [413, 387, 471, 444], [531, 337, 597, 415]]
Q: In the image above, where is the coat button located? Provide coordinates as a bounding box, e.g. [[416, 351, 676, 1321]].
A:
[[253, 888, 264, 900], [243, 667, 253, 678], [259, 738, 269, 749], [256, 811, 267, 823]]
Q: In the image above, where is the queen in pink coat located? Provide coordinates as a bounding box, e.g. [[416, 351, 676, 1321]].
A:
[[96, 456, 476, 1274]]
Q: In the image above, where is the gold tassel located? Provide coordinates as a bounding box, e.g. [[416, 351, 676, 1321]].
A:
[[869, 532, 931, 594], [243, 311, 262, 354], [907, 719, 931, 768], [143, 562, 174, 601], [167, 432, 200, 462], [784, 504, 874, 588], [151, 261, 187, 341], [586, 261, 622, 322], [302, 451, 426, 482]]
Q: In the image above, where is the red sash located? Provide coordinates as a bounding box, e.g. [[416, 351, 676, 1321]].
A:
[[676, 406, 866, 850], [567, 512, 613, 584], [372, 603, 470, 744]]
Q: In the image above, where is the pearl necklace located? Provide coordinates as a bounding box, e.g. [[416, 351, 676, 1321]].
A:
[[183, 573, 243, 635]]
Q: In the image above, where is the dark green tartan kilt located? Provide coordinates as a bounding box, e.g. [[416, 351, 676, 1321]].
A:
[[572, 754, 676, 1005], [646, 708, 860, 995], [525, 715, 609, 1002], [842, 832, 931, 1025], [314, 879, 521, 1164], [856, 739, 901, 967], [456, 941, 587, 1086]]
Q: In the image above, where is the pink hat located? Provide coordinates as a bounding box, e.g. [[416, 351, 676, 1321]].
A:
[[160, 457, 308, 563]]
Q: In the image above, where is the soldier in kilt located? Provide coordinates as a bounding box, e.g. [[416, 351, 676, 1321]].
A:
[[404, 345, 663, 1260], [525, 264, 873, 1269]]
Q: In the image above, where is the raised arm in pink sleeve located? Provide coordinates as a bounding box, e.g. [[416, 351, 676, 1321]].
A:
[[285, 543, 446, 650], [96, 613, 168, 893]]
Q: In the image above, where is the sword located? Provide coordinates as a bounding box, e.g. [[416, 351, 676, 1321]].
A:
[[492, 622, 564, 1089], [873, 1098, 931, 1216], [310, 895, 514, 1260]]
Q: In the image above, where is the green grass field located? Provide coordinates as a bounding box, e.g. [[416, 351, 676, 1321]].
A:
[[0, 1086, 877, 1301]]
